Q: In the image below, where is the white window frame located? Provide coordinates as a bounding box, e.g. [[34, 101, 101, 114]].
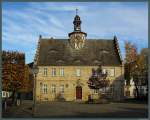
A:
[[60, 85, 64, 94], [43, 68, 47, 76], [102, 69, 106, 74], [52, 68, 56, 76], [6, 92, 9, 97], [51, 84, 56, 94], [76, 69, 81, 77], [109, 68, 115, 77], [2, 91, 6, 98], [107, 69, 115, 77], [43, 84, 48, 94], [60, 68, 64, 76]]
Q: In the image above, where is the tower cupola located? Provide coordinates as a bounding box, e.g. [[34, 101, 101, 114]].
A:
[[68, 9, 87, 50], [73, 9, 82, 31]]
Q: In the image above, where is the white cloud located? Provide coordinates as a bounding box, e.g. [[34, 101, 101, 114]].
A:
[[2, 2, 148, 63]]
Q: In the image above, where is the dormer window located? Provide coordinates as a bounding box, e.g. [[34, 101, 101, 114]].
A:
[[48, 49, 58, 54], [93, 60, 100, 64], [57, 60, 64, 63]]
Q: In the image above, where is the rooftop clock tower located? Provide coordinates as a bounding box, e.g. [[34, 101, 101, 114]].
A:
[[68, 9, 87, 49]]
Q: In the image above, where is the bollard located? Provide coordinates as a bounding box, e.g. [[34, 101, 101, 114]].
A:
[[4, 101, 7, 111]]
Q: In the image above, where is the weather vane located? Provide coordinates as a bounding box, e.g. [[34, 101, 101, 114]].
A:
[[76, 8, 78, 15]]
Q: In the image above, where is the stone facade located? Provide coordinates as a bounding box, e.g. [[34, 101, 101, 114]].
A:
[[35, 66, 124, 102]]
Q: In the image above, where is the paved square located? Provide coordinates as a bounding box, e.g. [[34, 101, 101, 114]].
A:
[[3, 100, 148, 118], [34, 101, 148, 118]]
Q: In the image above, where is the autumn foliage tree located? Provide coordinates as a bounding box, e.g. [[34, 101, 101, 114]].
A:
[[2, 51, 25, 103], [125, 42, 138, 84], [125, 42, 148, 98], [20, 64, 33, 93], [136, 48, 148, 96]]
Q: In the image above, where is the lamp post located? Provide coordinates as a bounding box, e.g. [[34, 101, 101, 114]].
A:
[[32, 64, 39, 116], [40, 82, 43, 101], [10, 58, 17, 105]]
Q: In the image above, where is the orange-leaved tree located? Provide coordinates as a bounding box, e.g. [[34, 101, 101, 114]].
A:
[[2, 51, 25, 103]]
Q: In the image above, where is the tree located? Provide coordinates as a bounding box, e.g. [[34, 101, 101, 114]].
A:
[[136, 48, 148, 97], [125, 41, 138, 64], [125, 42, 140, 98], [20, 64, 33, 93], [2, 51, 25, 104], [87, 65, 110, 99], [124, 42, 148, 98]]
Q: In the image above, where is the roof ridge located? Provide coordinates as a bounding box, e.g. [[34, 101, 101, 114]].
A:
[[40, 38, 113, 41], [86, 39, 113, 41], [40, 38, 68, 40]]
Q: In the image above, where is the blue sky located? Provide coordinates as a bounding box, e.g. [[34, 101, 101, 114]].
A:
[[2, 2, 148, 64]]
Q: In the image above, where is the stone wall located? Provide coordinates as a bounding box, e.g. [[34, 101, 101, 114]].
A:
[[35, 66, 124, 101]]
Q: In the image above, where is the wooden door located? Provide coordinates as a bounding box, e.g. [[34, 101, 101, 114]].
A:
[[76, 86, 82, 99]]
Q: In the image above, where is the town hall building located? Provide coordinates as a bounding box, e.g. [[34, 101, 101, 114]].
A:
[[34, 10, 124, 102]]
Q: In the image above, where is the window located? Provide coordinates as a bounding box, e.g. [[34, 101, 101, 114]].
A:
[[2, 91, 6, 97], [60, 68, 64, 76], [43, 68, 47, 76], [108, 69, 115, 77], [43, 84, 48, 94], [76, 69, 81, 77], [102, 69, 106, 74], [52, 68, 56, 76], [6, 92, 9, 97], [60, 85, 64, 94], [110, 69, 115, 76], [51, 84, 56, 94]]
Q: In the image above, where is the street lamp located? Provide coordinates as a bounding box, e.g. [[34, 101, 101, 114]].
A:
[[40, 82, 43, 101], [10, 58, 17, 105], [32, 64, 39, 116]]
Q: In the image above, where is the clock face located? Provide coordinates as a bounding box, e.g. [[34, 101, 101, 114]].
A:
[[76, 35, 82, 41], [70, 34, 85, 49]]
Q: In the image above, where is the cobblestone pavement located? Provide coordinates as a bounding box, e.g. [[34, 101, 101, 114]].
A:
[[2, 100, 33, 118], [2, 100, 148, 118]]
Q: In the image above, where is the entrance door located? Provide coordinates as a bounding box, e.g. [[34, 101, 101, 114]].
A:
[[76, 86, 82, 99]]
